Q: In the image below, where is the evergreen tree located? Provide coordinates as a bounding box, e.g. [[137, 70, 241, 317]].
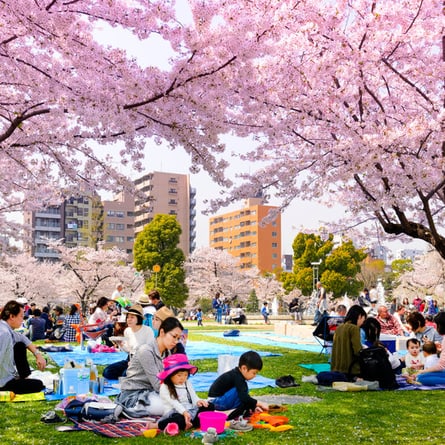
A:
[[133, 214, 188, 308], [281, 233, 366, 298], [245, 289, 259, 313]]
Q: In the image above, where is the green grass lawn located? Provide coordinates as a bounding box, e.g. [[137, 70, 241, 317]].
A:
[[1, 323, 443, 445]]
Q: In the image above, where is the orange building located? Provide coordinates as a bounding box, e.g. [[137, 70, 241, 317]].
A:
[[209, 198, 281, 273]]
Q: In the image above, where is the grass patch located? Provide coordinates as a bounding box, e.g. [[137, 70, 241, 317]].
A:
[[1, 323, 443, 444]]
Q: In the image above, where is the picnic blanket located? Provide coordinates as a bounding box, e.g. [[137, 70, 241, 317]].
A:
[[46, 341, 279, 367], [71, 419, 147, 437], [395, 375, 445, 391], [299, 364, 445, 391], [203, 331, 321, 353], [190, 371, 276, 392], [46, 345, 127, 367], [299, 363, 331, 373]]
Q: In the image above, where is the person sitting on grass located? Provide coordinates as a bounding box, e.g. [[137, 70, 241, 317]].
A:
[[402, 338, 424, 376], [0, 300, 46, 394], [330, 305, 367, 379], [208, 350, 269, 420], [145, 354, 213, 432], [413, 312, 445, 386]]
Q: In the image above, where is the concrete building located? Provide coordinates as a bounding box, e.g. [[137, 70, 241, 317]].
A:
[[24, 204, 65, 261], [24, 193, 102, 261], [64, 194, 102, 248], [282, 254, 293, 272], [102, 191, 135, 258], [395, 248, 425, 262], [209, 197, 281, 273], [134, 171, 196, 255]]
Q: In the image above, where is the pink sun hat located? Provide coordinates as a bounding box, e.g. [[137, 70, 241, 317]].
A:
[[157, 354, 198, 381]]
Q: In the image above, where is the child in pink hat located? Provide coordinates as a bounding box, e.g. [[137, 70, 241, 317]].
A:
[[146, 354, 214, 433]]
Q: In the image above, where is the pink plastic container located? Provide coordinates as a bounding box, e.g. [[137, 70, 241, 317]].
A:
[[198, 411, 227, 434]]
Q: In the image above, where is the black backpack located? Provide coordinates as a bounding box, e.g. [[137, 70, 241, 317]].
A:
[[359, 346, 399, 390]]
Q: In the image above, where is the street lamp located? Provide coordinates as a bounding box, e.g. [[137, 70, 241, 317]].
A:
[[311, 260, 322, 292]]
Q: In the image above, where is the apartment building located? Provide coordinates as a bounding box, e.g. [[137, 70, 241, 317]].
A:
[[64, 194, 103, 248], [102, 191, 135, 258], [134, 171, 196, 255], [24, 204, 65, 261], [209, 197, 281, 273]]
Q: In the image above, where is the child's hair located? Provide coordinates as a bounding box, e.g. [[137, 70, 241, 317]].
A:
[[406, 338, 420, 349], [239, 350, 263, 371], [422, 341, 437, 356], [164, 368, 190, 400]]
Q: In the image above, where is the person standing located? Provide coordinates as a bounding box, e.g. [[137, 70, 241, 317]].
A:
[[0, 300, 46, 394], [212, 292, 223, 323], [196, 308, 203, 327], [261, 302, 270, 324], [313, 281, 327, 326]]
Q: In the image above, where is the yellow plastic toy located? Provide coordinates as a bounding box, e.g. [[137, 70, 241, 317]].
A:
[[142, 429, 158, 438]]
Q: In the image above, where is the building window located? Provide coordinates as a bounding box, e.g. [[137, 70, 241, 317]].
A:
[[272, 231, 277, 237], [272, 242, 278, 248]]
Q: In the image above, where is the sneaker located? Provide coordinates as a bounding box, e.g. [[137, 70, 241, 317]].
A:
[[40, 410, 64, 424], [275, 375, 300, 388], [229, 417, 253, 432]]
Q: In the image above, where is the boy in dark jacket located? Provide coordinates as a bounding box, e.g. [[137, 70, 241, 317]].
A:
[[208, 351, 268, 419]]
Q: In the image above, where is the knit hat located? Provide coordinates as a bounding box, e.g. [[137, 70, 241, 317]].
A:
[[125, 304, 144, 320], [155, 306, 174, 321], [157, 353, 198, 381]]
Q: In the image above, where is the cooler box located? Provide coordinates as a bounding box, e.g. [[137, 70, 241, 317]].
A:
[[380, 334, 397, 353], [61, 367, 90, 395]]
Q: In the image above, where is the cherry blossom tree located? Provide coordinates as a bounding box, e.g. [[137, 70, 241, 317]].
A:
[[394, 250, 445, 305], [2, 1, 444, 258], [53, 243, 144, 314], [0, 253, 63, 305], [185, 247, 258, 303]]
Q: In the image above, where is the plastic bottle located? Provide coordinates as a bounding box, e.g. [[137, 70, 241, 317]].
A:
[[0, 391, 14, 401], [90, 364, 97, 382]]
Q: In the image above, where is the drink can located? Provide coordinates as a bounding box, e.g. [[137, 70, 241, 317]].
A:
[[53, 378, 60, 395]]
